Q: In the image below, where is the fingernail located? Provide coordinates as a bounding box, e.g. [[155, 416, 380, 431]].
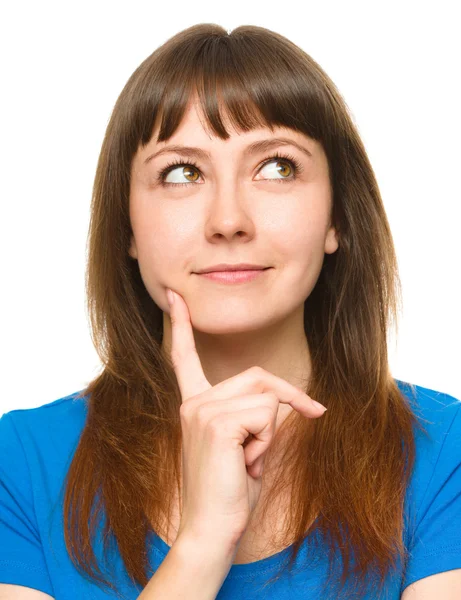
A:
[[311, 400, 327, 413], [166, 289, 175, 306]]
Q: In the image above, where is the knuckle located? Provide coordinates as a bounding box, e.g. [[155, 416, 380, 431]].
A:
[[248, 365, 264, 378], [207, 413, 229, 439], [179, 402, 190, 418], [263, 404, 275, 420], [179, 404, 192, 426], [264, 391, 278, 404], [179, 396, 199, 419], [180, 399, 210, 431], [195, 402, 212, 427]]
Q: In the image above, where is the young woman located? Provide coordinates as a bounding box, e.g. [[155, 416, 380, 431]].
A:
[[1, 23, 460, 600]]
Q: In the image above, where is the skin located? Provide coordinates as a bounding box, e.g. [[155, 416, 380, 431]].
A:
[[129, 97, 339, 444]]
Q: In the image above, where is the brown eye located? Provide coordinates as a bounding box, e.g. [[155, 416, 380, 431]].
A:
[[164, 165, 200, 184], [259, 158, 294, 180], [157, 152, 303, 188]]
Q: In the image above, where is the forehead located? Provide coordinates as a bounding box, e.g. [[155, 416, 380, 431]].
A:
[[148, 96, 320, 157]]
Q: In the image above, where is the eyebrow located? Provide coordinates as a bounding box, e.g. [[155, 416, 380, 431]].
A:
[[143, 136, 313, 165]]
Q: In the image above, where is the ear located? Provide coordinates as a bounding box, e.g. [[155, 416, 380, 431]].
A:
[[324, 226, 339, 255], [128, 236, 138, 260]]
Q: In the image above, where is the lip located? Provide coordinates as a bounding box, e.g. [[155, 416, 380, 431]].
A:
[[195, 263, 268, 274], [196, 268, 271, 284]]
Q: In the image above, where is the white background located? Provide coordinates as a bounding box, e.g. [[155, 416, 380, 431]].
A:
[[1, 0, 459, 414]]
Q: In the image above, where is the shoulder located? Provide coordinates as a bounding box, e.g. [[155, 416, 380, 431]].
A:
[[0, 389, 89, 477], [1, 389, 89, 435], [395, 378, 461, 522], [395, 378, 461, 448], [396, 377, 460, 417], [0, 391, 89, 598], [395, 379, 461, 595]]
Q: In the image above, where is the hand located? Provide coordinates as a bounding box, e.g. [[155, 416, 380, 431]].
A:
[[166, 288, 328, 548]]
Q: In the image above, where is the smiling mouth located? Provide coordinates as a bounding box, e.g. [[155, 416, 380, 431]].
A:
[[195, 268, 272, 284]]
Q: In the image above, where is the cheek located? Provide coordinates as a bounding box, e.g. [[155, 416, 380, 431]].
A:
[[132, 205, 197, 284], [268, 207, 327, 265], [133, 227, 182, 310], [136, 229, 182, 277], [266, 205, 329, 299]]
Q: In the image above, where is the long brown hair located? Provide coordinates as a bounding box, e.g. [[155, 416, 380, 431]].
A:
[[62, 23, 428, 598]]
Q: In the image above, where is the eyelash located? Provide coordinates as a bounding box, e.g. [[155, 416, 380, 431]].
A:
[[155, 151, 304, 187]]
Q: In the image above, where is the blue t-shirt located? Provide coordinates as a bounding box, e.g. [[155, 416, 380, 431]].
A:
[[0, 379, 460, 599]]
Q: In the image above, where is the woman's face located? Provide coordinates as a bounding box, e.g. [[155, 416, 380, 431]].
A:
[[129, 99, 339, 334]]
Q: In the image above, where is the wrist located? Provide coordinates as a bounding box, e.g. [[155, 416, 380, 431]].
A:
[[174, 530, 239, 566]]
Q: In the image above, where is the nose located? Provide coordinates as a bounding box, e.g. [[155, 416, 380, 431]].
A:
[[204, 179, 256, 243]]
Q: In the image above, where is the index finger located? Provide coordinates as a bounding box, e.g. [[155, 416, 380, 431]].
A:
[[166, 288, 211, 402]]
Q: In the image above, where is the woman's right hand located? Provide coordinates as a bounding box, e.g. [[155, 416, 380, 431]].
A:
[[166, 287, 328, 549]]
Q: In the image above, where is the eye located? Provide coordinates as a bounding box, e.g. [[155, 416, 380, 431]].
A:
[[258, 156, 297, 182], [156, 151, 304, 187], [159, 161, 202, 186]]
